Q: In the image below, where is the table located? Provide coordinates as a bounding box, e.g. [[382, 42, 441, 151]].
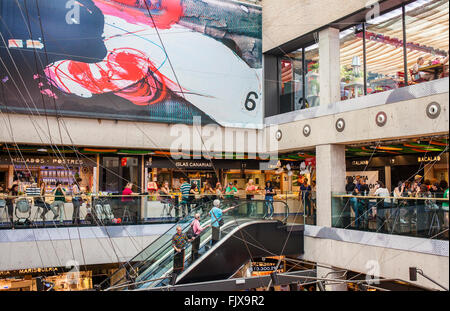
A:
[[343, 82, 364, 98], [418, 64, 446, 80]]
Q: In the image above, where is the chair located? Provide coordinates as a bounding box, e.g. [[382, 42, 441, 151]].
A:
[[15, 198, 32, 226], [0, 199, 7, 223], [409, 69, 426, 84]]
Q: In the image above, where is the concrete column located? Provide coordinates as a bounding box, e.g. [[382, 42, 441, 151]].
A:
[[316, 144, 346, 227], [319, 27, 341, 107], [317, 265, 348, 291]]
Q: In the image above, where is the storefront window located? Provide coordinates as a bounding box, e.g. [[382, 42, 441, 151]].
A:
[[405, 0, 449, 83], [339, 0, 449, 101], [340, 25, 365, 100], [278, 40, 319, 113], [365, 7, 405, 94], [279, 50, 303, 113], [305, 43, 320, 107]]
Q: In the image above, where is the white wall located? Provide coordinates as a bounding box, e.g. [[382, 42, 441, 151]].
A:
[[262, 0, 369, 52], [302, 226, 449, 291], [0, 224, 172, 271]]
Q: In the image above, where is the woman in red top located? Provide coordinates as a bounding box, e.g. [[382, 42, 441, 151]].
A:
[[122, 183, 135, 202]]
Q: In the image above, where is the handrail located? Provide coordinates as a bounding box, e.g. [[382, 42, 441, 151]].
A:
[[333, 194, 448, 201], [101, 199, 290, 290], [97, 199, 216, 289]]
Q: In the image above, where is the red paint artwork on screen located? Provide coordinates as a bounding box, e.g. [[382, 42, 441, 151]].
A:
[[44, 48, 180, 105], [97, 0, 184, 29], [42, 0, 185, 105]]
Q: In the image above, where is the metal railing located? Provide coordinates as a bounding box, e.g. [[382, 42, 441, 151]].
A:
[[99, 199, 290, 290], [0, 191, 308, 229], [331, 192, 449, 240]]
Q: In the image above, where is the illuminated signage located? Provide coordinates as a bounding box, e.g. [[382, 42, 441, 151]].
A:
[[352, 160, 369, 166], [0, 267, 60, 277], [418, 156, 441, 163]]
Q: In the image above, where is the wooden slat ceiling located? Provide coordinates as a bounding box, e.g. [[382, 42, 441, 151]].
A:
[[340, 0, 449, 77]]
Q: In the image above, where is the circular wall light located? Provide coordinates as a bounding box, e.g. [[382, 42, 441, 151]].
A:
[[335, 118, 345, 132], [303, 125, 311, 137], [426, 102, 441, 119], [275, 130, 283, 141], [376, 111, 387, 127]]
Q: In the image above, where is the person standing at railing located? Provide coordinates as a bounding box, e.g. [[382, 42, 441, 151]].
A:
[[35, 182, 53, 222], [5, 184, 18, 229], [300, 178, 312, 218], [171, 225, 191, 277], [50, 182, 66, 224], [179, 178, 191, 218], [160, 181, 173, 216], [311, 180, 317, 217], [122, 183, 138, 223], [358, 178, 370, 228], [374, 181, 391, 233], [245, 179, 257, 216], [202, 182, 215, 204], [442, 184, 449, 231], [225, 182, 238, 207], [264, 181, 275, 219], [215, 182, 224, 200], [190, 182, 200, 213], [71, 178, 83, 225], [345, 176, 359, 228], [416, 184, 433, 237]]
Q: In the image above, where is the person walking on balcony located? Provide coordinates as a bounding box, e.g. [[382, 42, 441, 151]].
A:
[[50, 182, 66, 224], [171, 225, 190, 276]]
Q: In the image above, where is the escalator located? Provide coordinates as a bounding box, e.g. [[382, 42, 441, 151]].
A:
[[100, 200, 304, 291]]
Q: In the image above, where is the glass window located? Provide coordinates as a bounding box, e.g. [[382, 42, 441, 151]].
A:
[[279, 50, 303, 113], [340, 25, 365, 100], [365, 7, 405, 94], [305, 43, 320, 107], [405, 0, 449, 83]]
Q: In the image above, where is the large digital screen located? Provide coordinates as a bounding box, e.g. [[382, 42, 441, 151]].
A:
[[0, 0, 262, 127]]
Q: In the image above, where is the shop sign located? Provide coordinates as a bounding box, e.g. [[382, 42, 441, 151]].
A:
[[0, 156, 96, 167], [251, 258, 285, 273], [304, 157, 316, 167], [352, 160, 369, 166], [418, 156, 441, 163], [174, 160, 213, 170], [0, 267, 61, 277]]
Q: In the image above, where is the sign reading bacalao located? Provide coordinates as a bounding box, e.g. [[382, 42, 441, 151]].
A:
[[0, 156, 95, 166], [418, 156, 441, 163]]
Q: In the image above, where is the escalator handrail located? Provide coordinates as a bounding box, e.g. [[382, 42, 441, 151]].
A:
[[99, 199, 215, 288], [137, 219, 281, 290], [103, 199, 289, 290], [118, 200, 290, 290]]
